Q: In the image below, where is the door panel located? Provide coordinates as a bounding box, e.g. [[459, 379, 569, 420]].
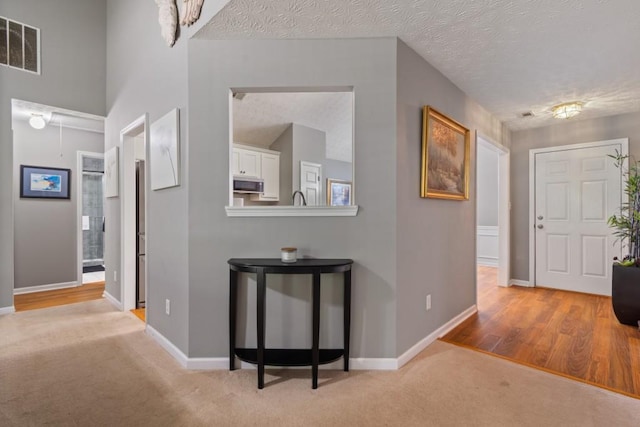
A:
[[300, 161, 322, 206], [546, 234, 569, 273], [582, 235, 606, 277], [534, 144, 621, 296], [545, 182, 569, 220], [581, 181, 606, 221]]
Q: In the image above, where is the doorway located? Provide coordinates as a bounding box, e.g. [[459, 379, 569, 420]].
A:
[[300, 161, 322, 206], [11, 99, 105, 312], [476, 135, 510, 292], [76, 151, 105, 285], [120, 115, 148, 317], [529, 139, 627, 295]]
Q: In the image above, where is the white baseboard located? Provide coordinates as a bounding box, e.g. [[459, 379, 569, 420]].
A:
[[146, 321, 399, 371], [509, 279, 532, 287], [477, 257, 499, 267], [103, 291, 123, 310], [396, 304, 478, 369], [146, 325, 231, 370], [0, 306, 16, 315], [145, 305, 478, 372], [186, 357, 229, 370], [13, 281, 79, 295], [146, 325, 189, 368]]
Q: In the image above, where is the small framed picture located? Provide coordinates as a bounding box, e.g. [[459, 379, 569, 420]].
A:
[[327, 178, 352, 206], [20, 165, 71, 199]]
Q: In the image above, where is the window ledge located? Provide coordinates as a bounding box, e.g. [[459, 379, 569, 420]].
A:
[[225, 205, 359, 217]]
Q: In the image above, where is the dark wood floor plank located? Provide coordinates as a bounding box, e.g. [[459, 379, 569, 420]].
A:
[[441, 266, 640, 398]]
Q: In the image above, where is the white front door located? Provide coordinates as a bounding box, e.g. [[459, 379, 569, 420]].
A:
[[534, 144, 622, 295], [300, 161, 322, 206]]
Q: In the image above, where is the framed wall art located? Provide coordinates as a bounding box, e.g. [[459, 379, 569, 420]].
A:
[[150, 108, 180, 190], [327, 178, 352, 206], [20, 165, 71, 199], [420, 106, 470, 200], [105, 146, 119, 198]]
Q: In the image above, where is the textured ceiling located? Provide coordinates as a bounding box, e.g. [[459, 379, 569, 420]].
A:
[[233, 92, 353, 162], [200, 0, 640, 131]]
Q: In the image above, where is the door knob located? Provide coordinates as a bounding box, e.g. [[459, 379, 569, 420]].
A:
[[537, 224, 544, 229], [537, 215, 544, 220]]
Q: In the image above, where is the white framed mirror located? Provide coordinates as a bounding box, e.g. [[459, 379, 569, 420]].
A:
[[226, 88, 358, 217]]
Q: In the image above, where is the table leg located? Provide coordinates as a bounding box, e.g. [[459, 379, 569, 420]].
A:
[[343, 269, 351, 372], [257, 268, 266, 389], [312, 270, 321, 389], [229, 269, 238, 371]]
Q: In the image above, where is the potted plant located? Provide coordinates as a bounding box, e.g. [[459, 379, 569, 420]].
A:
[[608, 150, 640, 326]]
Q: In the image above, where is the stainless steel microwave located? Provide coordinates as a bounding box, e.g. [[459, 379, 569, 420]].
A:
[[233, 176, 264, 194]]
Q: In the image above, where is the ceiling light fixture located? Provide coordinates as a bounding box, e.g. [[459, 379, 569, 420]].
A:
[[552, 102, 583, 119], [29, 114, 46, 129]]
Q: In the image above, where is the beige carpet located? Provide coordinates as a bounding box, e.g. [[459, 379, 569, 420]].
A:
[[1, 300, 639, 426]]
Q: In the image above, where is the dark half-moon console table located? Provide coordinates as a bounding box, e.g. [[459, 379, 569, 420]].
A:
[[228, 258, 353, 389]]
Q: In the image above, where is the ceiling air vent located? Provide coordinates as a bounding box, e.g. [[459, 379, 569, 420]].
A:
[[520, 111, 535, 118], [0, 16, 40, 74]]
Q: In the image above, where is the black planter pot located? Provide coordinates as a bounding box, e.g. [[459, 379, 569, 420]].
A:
[[612, 264, 640, 326]]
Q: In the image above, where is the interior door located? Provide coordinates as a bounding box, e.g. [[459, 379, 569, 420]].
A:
[[300, 161, 322, 206], [534, 144, 621, 295], [136, 160, 146, 308]]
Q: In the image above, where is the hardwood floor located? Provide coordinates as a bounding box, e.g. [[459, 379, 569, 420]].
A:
[[14, 282, 105, 312], [441, 266, 640, 398], [130, 308, 146, 322]]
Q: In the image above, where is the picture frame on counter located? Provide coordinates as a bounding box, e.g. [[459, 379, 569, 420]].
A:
[[327, 179, 352, 206]]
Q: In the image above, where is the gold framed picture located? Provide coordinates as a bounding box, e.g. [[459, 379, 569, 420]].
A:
[[420, 106, 470, 200]]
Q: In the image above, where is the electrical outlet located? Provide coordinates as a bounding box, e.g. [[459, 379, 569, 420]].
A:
[[113, 271, 117, 282], [426, 294, 432, 311], [165, 299, 171, 316]]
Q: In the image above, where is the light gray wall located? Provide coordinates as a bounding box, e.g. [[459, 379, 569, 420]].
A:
[[12, 120, 103, 288], [292, 123, 326, 197], [105, 0, 231, 352], [324, 159, 352, 183], [188, 38, 398, 357], [271, 123, 352, 206], [270, 125, 293, 206], [477, 142, 499, 227], [510, 111, 640, 281], [395, 40, 508, 355], [105, 0, 188, 351], [0, 0, 106, 308]]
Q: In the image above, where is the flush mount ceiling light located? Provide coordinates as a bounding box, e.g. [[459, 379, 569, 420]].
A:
[[29, 113, 46, 129], [552, 102, 583, 119]]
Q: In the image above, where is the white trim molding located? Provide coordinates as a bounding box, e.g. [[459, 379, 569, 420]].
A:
[[146, 306, 478, 371], [146, 325, 189, 368], [186, 357, 229, 370], [225, 205, 359, 217], [13, 281, 79, 295], [103, 291, 123, 310], [76, 151, 104, 287], [0, 306, 16, 315], [477, 225, 499, 267], [120, 114, 149, 313], [146, 325, 231, 370], [509, 279, 533, 287], [397, 305, 477, 369]]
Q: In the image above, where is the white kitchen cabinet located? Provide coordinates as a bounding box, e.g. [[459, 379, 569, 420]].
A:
[[233, 145, 280, 202], [232, 147, 261, 178], [251, 152, 280, 201]]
